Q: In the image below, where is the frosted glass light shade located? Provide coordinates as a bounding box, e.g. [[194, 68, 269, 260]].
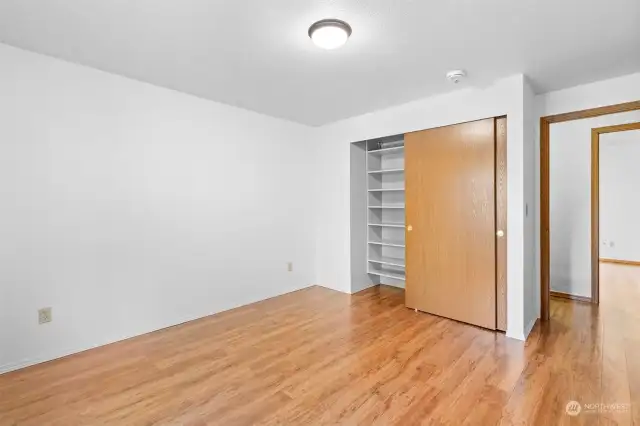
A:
[[308, 19, 352, 50]]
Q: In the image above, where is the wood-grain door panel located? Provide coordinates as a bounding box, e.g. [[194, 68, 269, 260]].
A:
[[405, 118, 497, 329]]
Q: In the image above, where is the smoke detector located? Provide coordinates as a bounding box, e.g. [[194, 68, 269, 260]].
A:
[[446, 70, 467, 84]]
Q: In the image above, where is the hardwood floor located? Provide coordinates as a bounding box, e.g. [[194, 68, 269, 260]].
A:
[[1, 263, 638, 425]]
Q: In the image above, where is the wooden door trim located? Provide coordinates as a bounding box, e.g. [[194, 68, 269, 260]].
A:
[[590, 128, 600, 305], [540, 101, 640, 321], [495, 117, 507, 331], [600, 258, 640, 267], [591, 121, 640, 305], [550, 291, 591, 303], [543, 101, 640, 124]]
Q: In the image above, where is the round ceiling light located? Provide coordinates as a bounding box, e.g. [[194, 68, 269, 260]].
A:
[[308, 19, 352, 50]]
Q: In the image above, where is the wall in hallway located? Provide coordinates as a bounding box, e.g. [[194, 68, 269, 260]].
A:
[[548, 111, 640, 297], [535, 72, 640, 302], [600, 129, 640, 263]]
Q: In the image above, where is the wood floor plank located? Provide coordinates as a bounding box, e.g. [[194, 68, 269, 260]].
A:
[[1, 267, 639, 425]]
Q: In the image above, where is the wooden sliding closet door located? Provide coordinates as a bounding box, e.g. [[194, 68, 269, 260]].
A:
[[405, 118, 497, 329]]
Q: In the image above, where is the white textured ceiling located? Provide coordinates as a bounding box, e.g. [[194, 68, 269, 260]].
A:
[[0, 0, 639, 126]]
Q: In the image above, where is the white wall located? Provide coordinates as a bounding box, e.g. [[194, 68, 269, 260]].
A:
[[316, 75, 530, 340], [535, 72, 640, 302], [0, 44, 316, 373], [600, 129, 640, 262], [522, 78, 538, 336], [547, 111, 640, 297], [5, 46, 636, 373]]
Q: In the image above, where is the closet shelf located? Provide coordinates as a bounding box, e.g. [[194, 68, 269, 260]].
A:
[[368, 257, 406, 268], [368, 205, 405, 209], [368, 240, 405, 248], [367, 223, 405, 228], [368, 146, 404, 155], [368, 270, 406, 281], [367, 168, 404, 174], [368, 188, 405, 192]]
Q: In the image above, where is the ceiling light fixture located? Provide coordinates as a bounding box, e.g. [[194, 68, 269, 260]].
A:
[[308, 19, 352, 50]]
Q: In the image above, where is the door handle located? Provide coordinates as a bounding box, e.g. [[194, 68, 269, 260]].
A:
[[497, 230, 505, 238], [407, 225, 413, 232]]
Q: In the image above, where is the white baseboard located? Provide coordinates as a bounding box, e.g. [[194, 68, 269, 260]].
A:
[[524, 316, 538, 339], [0, 308, 226, 374], [505, 316, 539, 342], [350, 282, 378, 294], [316, 283, 352, 294], [1, 284, 313, 375], [0, 333, 142, 375], [505, 329, 525, 341]]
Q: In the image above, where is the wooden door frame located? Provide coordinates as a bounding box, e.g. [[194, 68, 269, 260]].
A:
[[540, 101, 640, 321], [591, 121, 640, 297]]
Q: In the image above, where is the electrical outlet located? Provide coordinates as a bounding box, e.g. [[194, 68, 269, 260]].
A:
[[38, 307, 52, 324], [287, 262, 293, 272], [610, 241, 615, 248]]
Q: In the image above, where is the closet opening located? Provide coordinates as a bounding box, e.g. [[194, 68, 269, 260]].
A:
[[350, 117, 507, 331]]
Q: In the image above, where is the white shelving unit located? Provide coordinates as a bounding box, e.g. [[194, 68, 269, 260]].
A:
[[367, 222, 405, 228], [368, 146, 404, 155], [368, 256, 406, 267], [368, 205, 405, 209], [368, 240, 405, 248], [368, 188, 405, 192], [366, 269, 405, 281], [366, 136, 406, 286], [367, 168, 404, 175]]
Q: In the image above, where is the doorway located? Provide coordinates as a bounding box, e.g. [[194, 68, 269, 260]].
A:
[[594, 122, 640, 272], [540, 102, 640, 321]]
